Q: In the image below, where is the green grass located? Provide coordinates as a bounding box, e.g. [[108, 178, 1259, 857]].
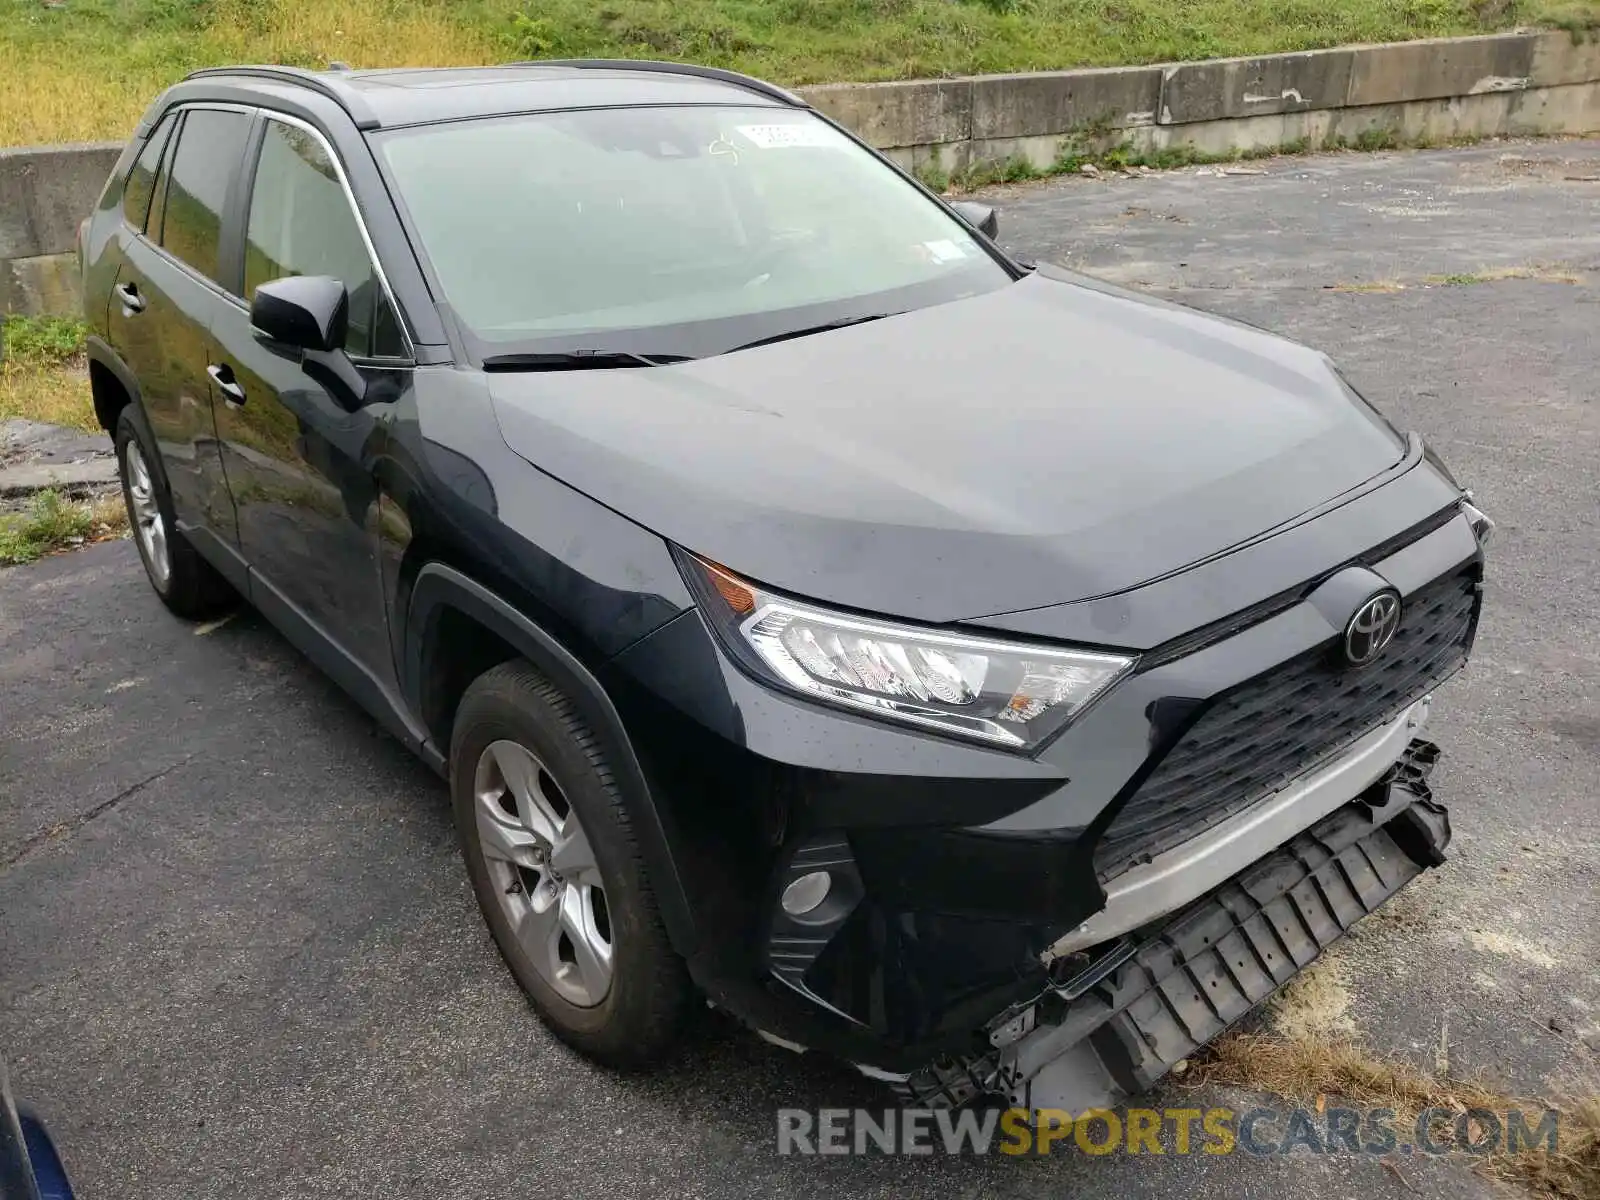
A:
[[0, 490, 127, 566], [3, 0, 1599, 146], [0, 315, 96, 432], [1, 314, 87, 368]]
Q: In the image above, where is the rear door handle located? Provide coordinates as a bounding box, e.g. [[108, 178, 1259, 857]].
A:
[[207, 363, 246, 408], [114, 282, 145, 313]]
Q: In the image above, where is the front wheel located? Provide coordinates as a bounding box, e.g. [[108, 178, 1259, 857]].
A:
[[450, 660, 692, 1067]]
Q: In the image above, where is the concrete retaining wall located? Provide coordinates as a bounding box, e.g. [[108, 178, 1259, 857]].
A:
[[800, 31, 1600, 173], [3, 32, 1599, 315], [0, 142, 120, 316]]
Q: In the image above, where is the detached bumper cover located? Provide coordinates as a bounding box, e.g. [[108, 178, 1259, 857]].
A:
[[894, 739, 1448, 1111]]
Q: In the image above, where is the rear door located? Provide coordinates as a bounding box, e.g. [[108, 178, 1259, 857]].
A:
[[105, 104, 252, 548], [209, 112, 412, 684]]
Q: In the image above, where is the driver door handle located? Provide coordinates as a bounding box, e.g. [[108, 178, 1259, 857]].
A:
[[114, 281, 145, 313], [207, 363, 247, 408]]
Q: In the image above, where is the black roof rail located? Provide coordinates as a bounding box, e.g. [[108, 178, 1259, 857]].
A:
[[181, 65, 380, 128], [508, 59, 807, 107]]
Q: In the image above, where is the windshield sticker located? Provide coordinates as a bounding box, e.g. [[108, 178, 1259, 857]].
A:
[[921, 239, 969, 263], [736, 123, 839, 149]]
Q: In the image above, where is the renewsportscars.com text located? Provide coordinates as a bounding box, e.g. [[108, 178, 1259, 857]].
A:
[[776, 1106, 1561, 1157]]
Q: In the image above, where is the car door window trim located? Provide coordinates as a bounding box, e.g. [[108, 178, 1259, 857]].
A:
[[131, 101, 255, 306], [122, 112, 177, 235], [246, 109, 417, 361]]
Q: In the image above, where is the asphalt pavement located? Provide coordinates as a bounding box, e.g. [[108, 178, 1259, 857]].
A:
[[2, 139, 1597, 1199]]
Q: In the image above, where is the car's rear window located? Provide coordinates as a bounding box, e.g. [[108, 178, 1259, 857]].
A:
[[375, 105, 1010, 359]]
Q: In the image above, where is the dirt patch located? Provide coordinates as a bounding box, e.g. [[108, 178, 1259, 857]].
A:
[[1269, 945, 1360, 1040], [1455, 152, 1600, 184], [1465, 930, 1563, 970]]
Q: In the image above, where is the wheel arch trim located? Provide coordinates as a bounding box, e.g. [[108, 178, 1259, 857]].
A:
[[85, 335, 142, 434], [403, 562, 699, 956]]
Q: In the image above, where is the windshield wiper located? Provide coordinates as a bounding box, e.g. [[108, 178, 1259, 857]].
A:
[[481, 350, 694, 372], [724, 312, 903, 355]]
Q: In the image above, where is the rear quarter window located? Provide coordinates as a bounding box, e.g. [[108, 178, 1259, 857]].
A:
[[121, 115, 175, 231]]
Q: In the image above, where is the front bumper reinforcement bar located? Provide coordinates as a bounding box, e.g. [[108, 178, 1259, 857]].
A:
[[894, 739, 1448, 1113]]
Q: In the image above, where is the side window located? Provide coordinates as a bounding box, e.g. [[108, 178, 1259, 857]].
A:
[[145, 114, 180, 244], [122, 114, 175, 231], [158, 108, 250, 285], [244, 118, 406, 358]]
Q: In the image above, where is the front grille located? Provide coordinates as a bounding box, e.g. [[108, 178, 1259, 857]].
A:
[[1094, 568, 1478, 879]]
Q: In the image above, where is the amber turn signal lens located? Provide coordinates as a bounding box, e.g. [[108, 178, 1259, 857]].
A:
[[700, 559, 756, 615]]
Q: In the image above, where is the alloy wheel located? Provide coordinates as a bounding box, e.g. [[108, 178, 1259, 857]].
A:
[[473, 739, 614, 1007], [124, 440, 169, 588]]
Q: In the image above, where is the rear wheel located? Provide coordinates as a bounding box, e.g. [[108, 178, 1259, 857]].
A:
[[114, 406, 233, 619], [450, 660, 692, 1066]]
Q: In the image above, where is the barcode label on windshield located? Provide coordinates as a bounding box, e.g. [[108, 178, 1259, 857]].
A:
[[736, 124, 839, 149]]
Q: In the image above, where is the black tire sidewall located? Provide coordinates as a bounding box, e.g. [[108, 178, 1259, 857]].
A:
[[450, 665, 684, 1058]]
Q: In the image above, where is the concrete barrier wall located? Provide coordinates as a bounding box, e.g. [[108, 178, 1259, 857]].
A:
[[0, 142, 121, 315], [800, 31, 1600, 172], [3, 31, 1600, 315]]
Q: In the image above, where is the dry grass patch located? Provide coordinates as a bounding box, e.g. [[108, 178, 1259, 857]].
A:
[[2, 316, 96, 432], [1197, 1033, 1600, 1197], [204, 0, 501, 73], [1424, 264, 1585, 286], [1329, 264, 1584, 293], [1329, 280, 1408, 293], [0, 46, 153, 146], [0, 361, 97, 432]]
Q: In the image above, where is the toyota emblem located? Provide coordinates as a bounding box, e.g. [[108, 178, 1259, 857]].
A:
[[1343, 591, 1402, 667]]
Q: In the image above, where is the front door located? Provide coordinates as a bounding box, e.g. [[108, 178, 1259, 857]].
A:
[[105, 105, 251, 545], [209, 114, 411, 684]]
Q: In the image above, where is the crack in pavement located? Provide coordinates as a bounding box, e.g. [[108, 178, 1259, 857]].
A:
[[1, 756, 193, 872]]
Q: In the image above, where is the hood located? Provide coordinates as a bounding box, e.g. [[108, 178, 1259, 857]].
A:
[[488, 266, 1405, 625]]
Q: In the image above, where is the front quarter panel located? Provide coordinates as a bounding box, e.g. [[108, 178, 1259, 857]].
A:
[[381, 366, 695, 676]]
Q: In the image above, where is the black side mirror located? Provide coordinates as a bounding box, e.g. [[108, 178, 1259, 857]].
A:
[[949, 200, 999, 240], [251, 275, 348, 353]]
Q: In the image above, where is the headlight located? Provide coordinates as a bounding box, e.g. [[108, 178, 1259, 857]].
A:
[[681, 555, 1135, 750]]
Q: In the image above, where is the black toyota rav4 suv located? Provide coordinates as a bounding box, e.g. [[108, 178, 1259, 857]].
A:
[[80, 60, 1490, 1111]]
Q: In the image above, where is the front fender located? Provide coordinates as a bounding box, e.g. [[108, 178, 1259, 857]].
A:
[[84, 334, 142, 435], [402, 563, 699, 957]]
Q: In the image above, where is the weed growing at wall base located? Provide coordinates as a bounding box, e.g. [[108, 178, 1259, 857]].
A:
[[922, 126, 1505, 195]]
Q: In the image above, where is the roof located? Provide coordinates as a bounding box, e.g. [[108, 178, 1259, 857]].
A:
[[181, 61, 802, 129]]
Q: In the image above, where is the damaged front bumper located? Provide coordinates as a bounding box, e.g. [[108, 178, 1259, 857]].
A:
[[892, 737, 1449, 1112], [609, 507, 1482, 1089]]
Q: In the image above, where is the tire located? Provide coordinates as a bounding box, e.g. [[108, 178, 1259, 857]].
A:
[[450, 660, 692, 1067], [114, 406, 234, 619]]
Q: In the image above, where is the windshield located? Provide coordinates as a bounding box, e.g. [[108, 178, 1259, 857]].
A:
[[375, 105, 1012, 359]]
